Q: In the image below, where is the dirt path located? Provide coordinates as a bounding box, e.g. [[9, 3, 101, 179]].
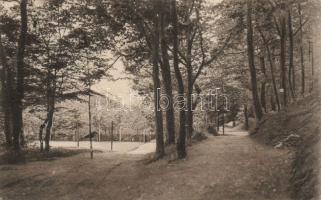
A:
[[0, 128, 292, 200]]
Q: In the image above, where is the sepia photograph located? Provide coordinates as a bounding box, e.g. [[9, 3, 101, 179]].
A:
[[0, 0, 320, 199]]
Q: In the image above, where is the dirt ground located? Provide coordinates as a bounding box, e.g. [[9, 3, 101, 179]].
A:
[[0, 128, 292, 200]]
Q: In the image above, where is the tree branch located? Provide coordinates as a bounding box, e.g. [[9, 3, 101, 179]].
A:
[[273, 16, 281, 36], [293, 19, 309, 36], [192, 32, 232, 85]]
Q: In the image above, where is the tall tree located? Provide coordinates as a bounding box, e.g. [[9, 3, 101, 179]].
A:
[[246, 0, 263, 120], [257, 27, 281, 112], [11, 0, 28, 151], [259, 56, 267, 112], [288, 7, 295, 98], [152, 4, 165, 158], [30, 1, 73, 152], [107, 0, 167, 158], [0, 33, 13, 147], [159, 1, 175, 145], [171, 0, 187, 158], [177, 0, 232, 143], [298, 2, 305, 96], [279, 7, 287, 107]]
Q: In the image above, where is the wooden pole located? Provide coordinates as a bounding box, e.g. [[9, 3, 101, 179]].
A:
[[76, 122, 79, 148], [104, 127, 107, 142], [86, 49, 93, 159], [98, 121, 101, 142], [222, 110, 225, 135], [89, 93, 93, 159], [217, 111, 220, 132], [74, 123, 77, 142], [216, 88, 220, 132], [111, 121, 113, 151]]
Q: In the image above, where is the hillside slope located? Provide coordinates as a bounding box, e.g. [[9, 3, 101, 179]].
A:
[[252, 92, 321, 200]]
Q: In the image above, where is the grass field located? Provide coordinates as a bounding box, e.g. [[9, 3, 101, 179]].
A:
[[29, 141, 156, 154]]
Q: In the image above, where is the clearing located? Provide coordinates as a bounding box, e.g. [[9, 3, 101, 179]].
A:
[[30, 141, 156, 154]]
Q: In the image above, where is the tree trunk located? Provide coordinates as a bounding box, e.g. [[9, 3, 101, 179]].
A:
[[20, 128, 25, 146], [298, 3, 305, 96], [172, 0, 187, 159], [0, 35, 13, 147], [3, 104, 13, 146], [185, 21, 194, 144], [279, 14, 287, 107], [186, 61, 193, 144], [159, 6, 175, 145], [270, 93, 276, 111], [258, 28, 280, 112], [309, 40, 314, 91], [259, 57, 267, 113], [246, 0, 263, 120], [288, 9, 295, 98], [44, 105, 54, 152], [152, 11, 164, 159], [244, 104, 249, 130], [44, 87, 55, 152], [38, 118, 48, 152], [12, 0, 28, 152], [44, 69, 57, 152], [260, 82, 266, 113]]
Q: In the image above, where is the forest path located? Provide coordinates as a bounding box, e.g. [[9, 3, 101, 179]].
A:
[[0, 127, 292, 200], [133, 127, 292, 200]]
